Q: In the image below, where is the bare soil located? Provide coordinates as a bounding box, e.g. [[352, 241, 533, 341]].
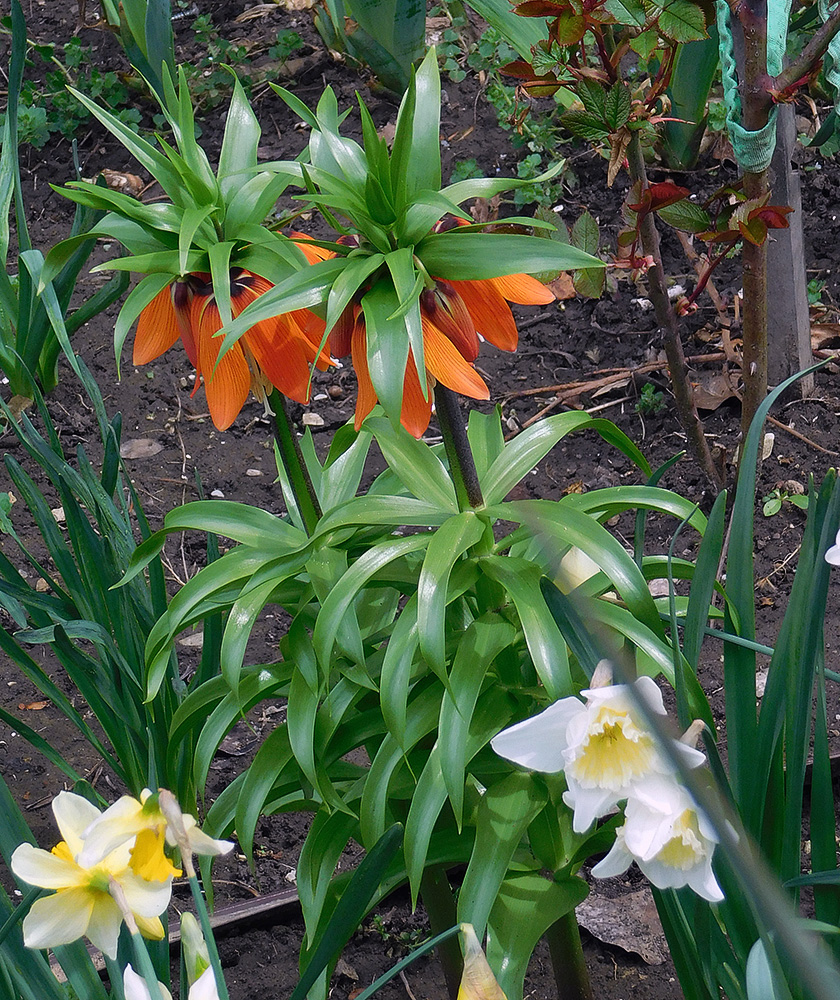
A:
[[3, 2, 840, 999]]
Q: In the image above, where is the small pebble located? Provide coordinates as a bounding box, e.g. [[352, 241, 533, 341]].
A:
[[210, 489, 225, 498], [328, 385, 343, 399], [245, 468, 263, 477], [302, 412, 325, 427]]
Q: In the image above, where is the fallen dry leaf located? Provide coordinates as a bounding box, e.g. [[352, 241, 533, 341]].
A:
[[577, 886, 668, 964], [19, 701, 49, 710], [100, 169, 144, 198], [470, 195, 501, 224], [691, 372, 739, 411], [6, 396, 33, 423], [548, 272, 576, 300], [811, 323, 840, 351], [120, 438, 164, 459]]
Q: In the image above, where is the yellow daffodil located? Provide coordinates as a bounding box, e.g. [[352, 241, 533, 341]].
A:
[[10, 792, 170, 959], [458, 924, 507, 1000], [79, 789, 232, 880]]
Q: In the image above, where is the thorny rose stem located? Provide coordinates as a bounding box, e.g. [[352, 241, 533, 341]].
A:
[[625, 135, 724, 489]]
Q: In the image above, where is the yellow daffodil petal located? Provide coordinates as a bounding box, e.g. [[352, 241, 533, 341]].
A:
[[458, 925, 507, 1000], [129, 828, 181, 882], [135, 914, 166, 942]]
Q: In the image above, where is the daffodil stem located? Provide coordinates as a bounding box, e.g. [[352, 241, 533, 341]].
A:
[[545, 911, 594, 1000], [268, 389, 322, 535], [434, 385, 483, 510], [419, 867, 463, 1000], [128, 930, 167, 1000], [188, 872, 231, 1000]]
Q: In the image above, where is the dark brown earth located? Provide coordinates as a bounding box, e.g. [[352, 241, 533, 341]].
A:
[[2, 2, 840, 999]]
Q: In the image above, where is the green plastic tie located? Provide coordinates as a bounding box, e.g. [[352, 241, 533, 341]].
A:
[[819, 0, 840, 121], [716, 0, 792, 172]]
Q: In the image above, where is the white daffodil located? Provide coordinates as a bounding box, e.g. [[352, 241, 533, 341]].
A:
[[592, 776, 723, 902], [188, 968, 222, 1000], [825, 528, 840, 566], [123, 965, 172, 1000], [79, 789, 233, 879], [123, 964, 221, 1000], [10, 792, 171, 959], [492, 664, 704, 832]]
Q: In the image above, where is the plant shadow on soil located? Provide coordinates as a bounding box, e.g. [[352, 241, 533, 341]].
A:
[[3, 2, 840, 998]]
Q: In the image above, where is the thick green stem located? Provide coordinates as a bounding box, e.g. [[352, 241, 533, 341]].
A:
[[545, 910, 594, 1000], [420, 867, 462, 1000], [434, 385, 483, 510], [625, 136, 723, 489], [268, 388, 321, 534]]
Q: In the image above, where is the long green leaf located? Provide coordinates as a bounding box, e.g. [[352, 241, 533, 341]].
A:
[[417, 511, 485, 677], [457, 771, 548, 938], [417, 231, 602, 279]]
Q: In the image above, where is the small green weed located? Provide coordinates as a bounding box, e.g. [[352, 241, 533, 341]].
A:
[[183, 15, 303, 109], [807, 277, 826, 306], [706, 99, 728, 134], [762, 484, 809, 517], [0, 32, 141, 147], [370, 913, 428, 953], [449, 158, 483, 183], [636, 383, 667, 415]]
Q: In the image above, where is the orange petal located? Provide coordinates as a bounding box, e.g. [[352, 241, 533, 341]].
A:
[[421, 318, 489, 401], [400, 352, 433, 438], [327, 304, 355, 359], [448, 279, 519, 352], [423, 282, 479, 361], [133, 285, 180, 365], [245, 318, 313, 405], [292, 309, 333, 369], [491, 272, 555, 305], [351, 320, 378, 431], [193, 299, 250, 431], [290, 232, 334, 264]]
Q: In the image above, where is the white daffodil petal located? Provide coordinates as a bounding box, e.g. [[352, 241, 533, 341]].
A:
[[185, 825, 234, 858], [80, 797, 146, 866], [52, 792, 103, 857], [562, 786, 617, 834], [23, 889, 94, 951], [83, 893, 125, 960], [11, 844, 83, 890], [120, 872, 172, 918], [123, 965, 173, 1000], [491, 698, 581, 772], [825, 528, 840, 566], [189, 967, 222, 1000], [591, 832, 634, 879]]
